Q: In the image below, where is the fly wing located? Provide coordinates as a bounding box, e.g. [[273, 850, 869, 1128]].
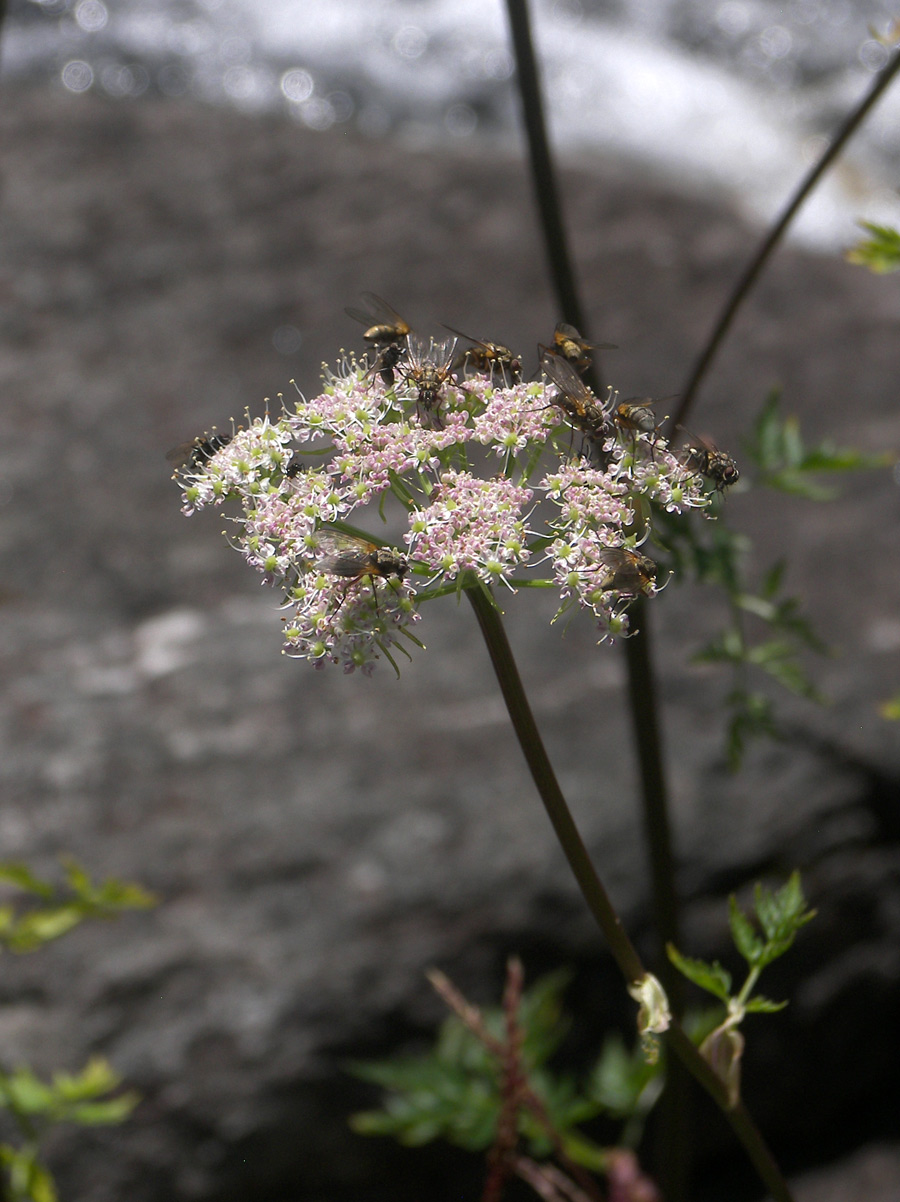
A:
[[166, 433, 232, 470], [595, 548, 650, 594], [345, 305, 377, 326], [541, 349, 592, 400], [555, 322, 584, 342], [358, 293, 409, 328], [442, 324, 508, 356], [310, 529, 373, 578]]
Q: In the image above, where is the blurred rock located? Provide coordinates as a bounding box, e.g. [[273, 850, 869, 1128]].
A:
[[0, 86, 898, 1201]]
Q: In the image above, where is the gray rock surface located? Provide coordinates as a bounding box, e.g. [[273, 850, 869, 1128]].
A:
[[0, 85, 898, 1200]]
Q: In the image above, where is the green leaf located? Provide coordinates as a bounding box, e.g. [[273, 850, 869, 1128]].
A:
[[760, 560, 786, 600], [0, 866, 55, 900], [748, 392, 786, 472], [557, 1128, 610, 1173], [52, 1057, 121, 1102], [752, 873, 816, 966], [7, 907, 84, 952], [682, 1006, 728, 1047], [61, 860, 156, 913], [734, 594, 828, 654], [0, 1067, 55, 1116], [62, 1095, 140, 1125], [846, 221, 900, 274], [744, 391, 893, 496], [725, 691, 779, 772], [691, 628, 744, 667], [349, 969, 622, 1157], [744, 995, 789, 1014], [729, 875, 816, 971], [0, 1144, 58, 1202], [524, 1067, 599, 1146], [517, 968, 574, 1068], [651, 508, 746, 591], [0, 861, 155, 954], [666, 945, 732, 1001], [729, 896, 764, 967], [879, 694, 900, 720], [0, 1060, 137, 1130], [584, 1031, 663, 1118], [745, 641, 825, 702]]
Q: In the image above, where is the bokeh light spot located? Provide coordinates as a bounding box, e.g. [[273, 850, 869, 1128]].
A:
[[300, 98, 335, 131], [393, 26, 427, 60], [281, 68, 314, 103], [74, 0, 108, 33], [444, 103, 477, 138], [273, 326, 303, 356], [715, 2, 750, 37], [100, 63, 149, 97], [759, 26, 792, 59], [859, 40, 889, 72], [61, 61, 94, 93]]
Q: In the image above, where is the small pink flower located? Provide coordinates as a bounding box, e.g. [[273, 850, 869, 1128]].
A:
[[282, 567, 419, 674], [175, 415, 295, 512], [408, 470, 533, 586], [470, 380, 558, 456]]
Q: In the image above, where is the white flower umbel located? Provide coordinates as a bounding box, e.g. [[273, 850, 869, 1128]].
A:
[[174, 338, 723, 671]]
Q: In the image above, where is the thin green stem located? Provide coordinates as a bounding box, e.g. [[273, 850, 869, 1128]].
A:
[[622, 599, 682, 974], [466, 584, 644, 984], [505, 0, 679, 1004], [665, 1025, 795, 1202], [504, 2, 685, 1192], [501, 4, 798, 1197], [735, 965, 762, 1010], [466, 583, 795, 1202], [670, 44, 900, 434], [503, 0, 604, 393], [621, 599, 688, 1197]]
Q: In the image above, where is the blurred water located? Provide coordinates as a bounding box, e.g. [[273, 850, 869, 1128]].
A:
[[4, 0, 900, 247]]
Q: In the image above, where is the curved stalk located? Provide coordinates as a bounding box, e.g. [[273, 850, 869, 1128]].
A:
[[503, 2, 686, 1193], [670, 44, 900, 433], [504, 0, 680, 985], [466, 584, 645, 983], [465, 584, 795, 1202]]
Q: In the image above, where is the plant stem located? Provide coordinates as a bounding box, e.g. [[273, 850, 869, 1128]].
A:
[[622, 599, 682, 969], [670, 44, 900, 434], [505, 0, 678, 997], [504, 1, 685, 1191], [466, 584, 796, 1202], [466, 584, 644, 984], [501, 4, 798, 1197], [622, 597, 689, 1197], [503, 0, 603, 393]]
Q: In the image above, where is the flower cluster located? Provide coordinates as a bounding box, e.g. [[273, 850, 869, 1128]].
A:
[[409, 471, 533, 586], [173, 321, 727, 672]]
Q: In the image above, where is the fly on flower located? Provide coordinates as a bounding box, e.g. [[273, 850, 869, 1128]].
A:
[[401, 335, 458, 428], [550, 322, 616, 373], [305, 528, 408, 608], [596, 548, 657, 596], [282, 529, 418, 673], [613, 396, 665, 435], [443, 324, 522, 383], [345, 293, 412, 346], [541, 350, 609, 449], [363, 341, 406, 388], [166, 431, 233, 472], [679, 435, 740, 491]]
